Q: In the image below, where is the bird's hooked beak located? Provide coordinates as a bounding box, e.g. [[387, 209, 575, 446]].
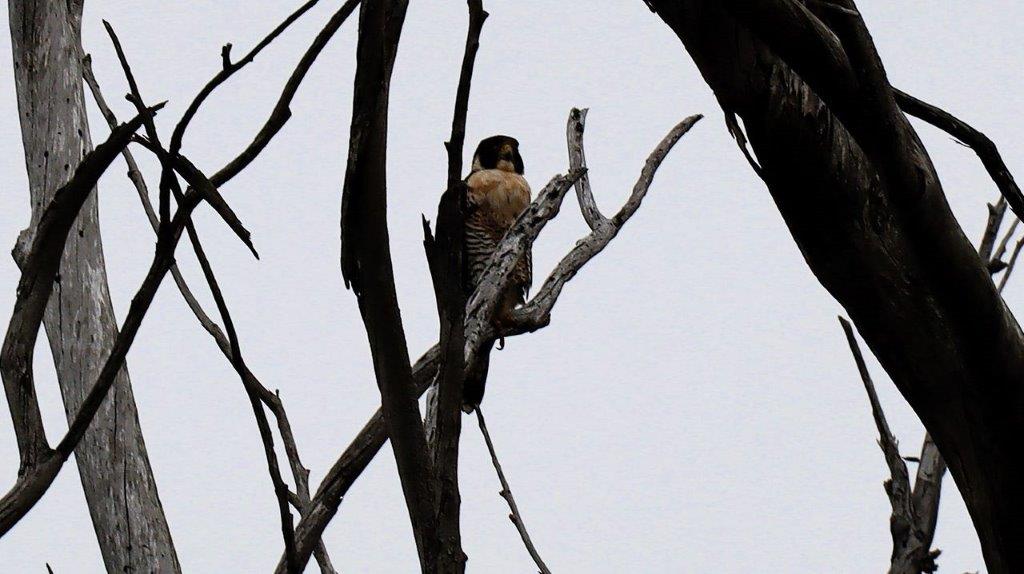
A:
[[499, 143, 515, 161]]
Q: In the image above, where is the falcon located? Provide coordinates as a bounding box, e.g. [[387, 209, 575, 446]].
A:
[[462, 135, 532, 409]]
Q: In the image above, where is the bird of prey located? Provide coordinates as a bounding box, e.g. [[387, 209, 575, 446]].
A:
[[462, 135, 532, 409]]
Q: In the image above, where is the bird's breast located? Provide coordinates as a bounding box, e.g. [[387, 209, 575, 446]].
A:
[[467, 169, 532, 225]]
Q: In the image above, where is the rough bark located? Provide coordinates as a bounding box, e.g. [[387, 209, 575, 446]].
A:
[[8, 1, 179, 570], [423, 186, 468, 573], [646, 2, 1024, 571]]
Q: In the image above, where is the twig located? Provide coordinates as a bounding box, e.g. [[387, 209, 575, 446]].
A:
[[102, 21, 258, 259], [839, 317, 931, 574], [475, 407, 551, 574], [998, 236, 1024, 293], [978, 198, 1007, 263], [993, 217, 1020, 267], [212, 0, 362, 187], [84, 48, 336, 574], [168, 0, 324, 156]]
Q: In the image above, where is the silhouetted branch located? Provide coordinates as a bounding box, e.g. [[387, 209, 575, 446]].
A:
[[2, 107, 158, 473], [993, 218, 1020, 269], [337, 1, 439, 570], [426, 4, 489, 567], [0, 106, 249, 537], [213, 0, 361, 186], [998, 237, 1024, 293], [102, 21, 258, 258], [475, 407, 551, 574], [444, 0, 488, 189], [168, 0, 324, 156], [283, 107, 700, 572], [839, 317, 935, 574], [894, 89, 1024, 223], [181, 211, 300, 573]]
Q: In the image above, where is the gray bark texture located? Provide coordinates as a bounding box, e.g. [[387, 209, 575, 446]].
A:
[[8, 1, 180, 571]]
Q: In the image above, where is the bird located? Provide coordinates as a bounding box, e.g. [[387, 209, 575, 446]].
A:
[[462, 135, 532, 410]]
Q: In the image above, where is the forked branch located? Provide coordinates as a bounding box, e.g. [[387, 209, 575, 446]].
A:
[[281, 108, 701, 572]]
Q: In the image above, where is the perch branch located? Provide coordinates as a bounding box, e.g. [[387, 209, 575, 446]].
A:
[[281, 108, 700, 572], [566, 108, 606, 229]]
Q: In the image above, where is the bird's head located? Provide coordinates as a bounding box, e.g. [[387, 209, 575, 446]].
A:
[[471, 135, 524, 175]]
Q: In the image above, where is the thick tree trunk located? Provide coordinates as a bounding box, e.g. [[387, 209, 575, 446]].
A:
[[8, 1, 179, 571], [647, 2, 1024, 572]]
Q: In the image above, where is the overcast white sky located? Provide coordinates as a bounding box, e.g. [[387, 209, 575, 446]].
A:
[[3, 1, 1021, 572]]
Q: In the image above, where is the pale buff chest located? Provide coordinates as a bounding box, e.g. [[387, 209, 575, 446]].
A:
[[466, 169, 532, 227]]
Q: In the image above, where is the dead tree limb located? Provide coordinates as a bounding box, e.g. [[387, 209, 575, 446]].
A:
[[7, 2, 179, 568], [212, 0, 362, 186], [0, 105, 206, 535], [102, 17, 347, 567], [475, 407, 551, 574], [424, 3, 488, 569], [647, 2, 1024, 569], [423, 189, 468, 572], [337, 0, 442, 570], [840, 318, 936, 574], [281, 108, 700, 572]]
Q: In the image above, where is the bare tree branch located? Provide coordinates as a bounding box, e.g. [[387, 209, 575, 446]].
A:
[[0, 106, 248, 536], [167, 0, 324, 157], [177, 210, 300, 572], [213, 0, 361, 187], [998, 236, 1024, 293], [88, 14, 353, 564], [102, 21, 258, 258], [2, 108, 159, 474], [425, 3, 488, 568], [910, 433, 944, 570], [566, 108, 606, 229], [979, 198, 1008, 264], [508, 112, 703, 332], [993, 218, 1020, 269], [647, 2, 1024, 568], [475, 407, 551, 574], [281, 107, 700, 572], [337, 1, 441, 570], [894, 89, 1024, 222], [839, 317, 935, 574], [443, 0, 488, 190], [8, 3, 180, 567]]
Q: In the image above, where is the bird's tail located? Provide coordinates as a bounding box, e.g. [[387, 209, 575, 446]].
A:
[[462, 341, 493, 413]]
